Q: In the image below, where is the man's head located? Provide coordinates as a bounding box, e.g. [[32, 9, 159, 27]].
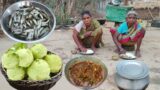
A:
[[126, 10, 138, 25], [81, 10, 92, 26]]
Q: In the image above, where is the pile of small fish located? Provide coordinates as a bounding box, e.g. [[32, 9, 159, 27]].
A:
[[8, 6, 51, 40]]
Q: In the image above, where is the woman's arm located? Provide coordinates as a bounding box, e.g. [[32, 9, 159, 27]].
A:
[[91, 19, 102, 37]]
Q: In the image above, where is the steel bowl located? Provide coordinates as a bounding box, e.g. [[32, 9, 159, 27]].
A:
[[0, 1, 56, 43], [65, 56, 108, 89]]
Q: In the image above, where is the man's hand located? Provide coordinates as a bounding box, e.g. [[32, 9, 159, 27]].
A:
[[84, 31, 92, 38]]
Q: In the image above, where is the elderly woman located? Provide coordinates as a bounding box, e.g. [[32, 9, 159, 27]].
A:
[[110, 11, 145, 57], [72, 10, 103, 54]]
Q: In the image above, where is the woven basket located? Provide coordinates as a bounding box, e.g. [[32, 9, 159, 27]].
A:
[[1, 63, 62, 90]]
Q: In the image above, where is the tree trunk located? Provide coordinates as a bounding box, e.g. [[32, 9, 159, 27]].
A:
[[124, 0, 128, 5], [67, 0, 75, 16]]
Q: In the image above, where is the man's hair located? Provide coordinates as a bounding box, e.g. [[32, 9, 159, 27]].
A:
[[81, 10, 92, 17]]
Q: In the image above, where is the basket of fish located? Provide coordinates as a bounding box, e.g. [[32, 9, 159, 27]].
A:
[[1, 1, 56, 43]]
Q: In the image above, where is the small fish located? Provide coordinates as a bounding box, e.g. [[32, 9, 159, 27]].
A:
[[33, 19, 37, 25], [8, 6, 51, 40], [9, 17, 12, 27], [24, 29, 34, 33], [27, 32, 34, 40], [39, 27, 49, 37], [37, 20, 42, 29], [37, 27, 44, 38], [13, 29, 23, 34], [39, 13, 43, 19]]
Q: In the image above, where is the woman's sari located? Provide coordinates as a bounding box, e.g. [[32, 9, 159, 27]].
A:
[[78, 19, 102, 48], [110, 22, 144, 45]]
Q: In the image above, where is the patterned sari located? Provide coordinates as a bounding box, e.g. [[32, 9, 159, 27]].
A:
[[110, 22, 144, 45]]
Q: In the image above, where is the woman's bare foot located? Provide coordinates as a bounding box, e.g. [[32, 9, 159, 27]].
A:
[[135, 50, 141, 57], [71, 48, 80, 54], [119, 48, 126, 54], [114, 48, 120, 54], [91, 46, 96, 52], [80, 47, 87, 52], [75, 48, 80, 51]]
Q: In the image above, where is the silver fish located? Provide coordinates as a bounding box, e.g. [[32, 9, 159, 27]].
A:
[[8, 6, 51, 40]]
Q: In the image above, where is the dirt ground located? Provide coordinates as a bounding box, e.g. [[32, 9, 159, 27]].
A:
[[0, 26, 160, 90]]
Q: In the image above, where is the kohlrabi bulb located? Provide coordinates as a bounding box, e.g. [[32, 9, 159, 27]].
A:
[[7, 67, 25, 81], [27, 59, 50, 81], [31, 44, 47, 59], [16, 49, 33, 67], [44, 54, 62, 73], [2, 52, 19, 69]]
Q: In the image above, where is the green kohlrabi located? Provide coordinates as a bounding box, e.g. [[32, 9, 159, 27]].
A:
[[27, 59, 50, 81], [31, 44, 47, 59], [16, 49, 33, 67]]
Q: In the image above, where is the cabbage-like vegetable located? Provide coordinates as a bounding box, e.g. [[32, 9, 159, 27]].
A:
[[27, 59, 50, 81], [16, 49, 33, 67], [7, 67, 25, 81], [2, 52, 19, 69], [31, 44, 47, 59], [44, 54, 62, 73], [8, 43, 27, 52]]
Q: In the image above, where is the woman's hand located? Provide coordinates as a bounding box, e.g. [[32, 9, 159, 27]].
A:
[[119, 48, 126, 54]]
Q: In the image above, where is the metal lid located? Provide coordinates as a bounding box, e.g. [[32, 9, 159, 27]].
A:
[[116, 60, 149, 79], [111, 0, 121, 5]]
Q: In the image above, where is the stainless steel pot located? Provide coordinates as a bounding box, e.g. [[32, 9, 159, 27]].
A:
[[115, 73, 149, 90], [115, 60, 150, 90]]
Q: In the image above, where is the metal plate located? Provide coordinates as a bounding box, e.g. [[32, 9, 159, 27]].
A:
[[79, 49, 94, 55], [116, 60, 149, 79], [120, 52, 136, 60]]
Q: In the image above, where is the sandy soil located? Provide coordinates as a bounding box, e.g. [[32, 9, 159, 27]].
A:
[[0, 26, 160, 90]]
